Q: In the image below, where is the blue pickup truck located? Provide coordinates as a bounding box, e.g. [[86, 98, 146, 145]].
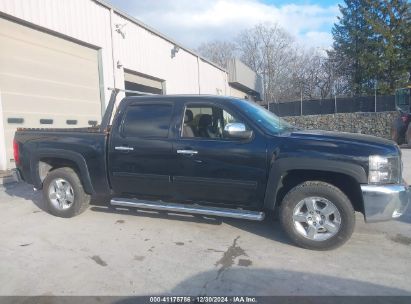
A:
[[13, 91, 409, 250]]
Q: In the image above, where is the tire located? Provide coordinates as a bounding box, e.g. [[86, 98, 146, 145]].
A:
[[280, 181, 355, 251], [43, 167, 90, 218]]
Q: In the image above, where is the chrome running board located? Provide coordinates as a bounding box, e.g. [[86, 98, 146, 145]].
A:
[[110, 198, 265, 221]]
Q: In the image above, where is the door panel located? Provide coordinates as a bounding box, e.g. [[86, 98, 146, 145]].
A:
[[109, 102, 174, 199], [172, 102, 267, 207]]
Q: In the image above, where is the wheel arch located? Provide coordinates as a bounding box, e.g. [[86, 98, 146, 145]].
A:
[[30, 149, 94, 194], [264, 158, 367, 214]]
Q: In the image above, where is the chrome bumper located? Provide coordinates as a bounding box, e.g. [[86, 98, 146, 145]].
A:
[[361, 184, 410, 222]]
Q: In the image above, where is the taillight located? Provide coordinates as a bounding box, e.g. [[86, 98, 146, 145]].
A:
[[13, 139, 20, 165]]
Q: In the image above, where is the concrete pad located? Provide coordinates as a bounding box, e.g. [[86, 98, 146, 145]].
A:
[[0, 151, 410, 296]]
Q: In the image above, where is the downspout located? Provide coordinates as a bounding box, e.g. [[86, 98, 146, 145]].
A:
[[0, 90, 7, 170], [109, 8, 117, 89], [197, 56, 201, 94]]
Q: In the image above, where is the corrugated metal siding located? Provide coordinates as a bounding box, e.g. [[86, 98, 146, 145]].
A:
[[0, 0, 114, 103], [230, 86, 247, 99], [199, 59, 228, 95], [0, 0, 229, 98], [0, 17, 101, 169], [113, 13, 200, 95]]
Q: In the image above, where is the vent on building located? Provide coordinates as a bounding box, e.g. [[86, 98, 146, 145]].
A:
[[66, 120, 78, 125], [40, 119, 53, 124], [7, 118, 24, 124]]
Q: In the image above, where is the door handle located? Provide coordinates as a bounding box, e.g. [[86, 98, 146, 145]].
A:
[[115, 146, 134, 151], [177, 149, 198, 155]]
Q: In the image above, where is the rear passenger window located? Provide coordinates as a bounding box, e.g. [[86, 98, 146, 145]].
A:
[[122, 104, 173, 138]]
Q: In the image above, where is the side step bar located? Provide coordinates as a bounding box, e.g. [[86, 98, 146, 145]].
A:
[[110, 198, 265, 221]]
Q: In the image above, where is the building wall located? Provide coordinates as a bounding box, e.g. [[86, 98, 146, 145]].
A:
[[0, 0, 230, 170], [0, 0, 114, 103], [0, 0, 228, 105]]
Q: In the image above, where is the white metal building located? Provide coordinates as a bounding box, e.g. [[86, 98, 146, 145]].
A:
[[0, 0, 261, 170]]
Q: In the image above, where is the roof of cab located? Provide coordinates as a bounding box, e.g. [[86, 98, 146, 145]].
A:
[[124, 94, 242, 102]]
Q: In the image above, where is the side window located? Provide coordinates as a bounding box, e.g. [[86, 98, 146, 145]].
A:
[[223, 110, 242, 125], [123, 104, 173, 138], [182, 105, 247, 140]]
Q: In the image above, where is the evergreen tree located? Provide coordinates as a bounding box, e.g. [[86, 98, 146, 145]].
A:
[[332, 0, 410, 95], [332, 0, 375, 95], [365, 0, 410, 93]]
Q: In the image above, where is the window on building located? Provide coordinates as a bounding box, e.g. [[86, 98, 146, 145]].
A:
[[123, 104, 173, 138], [124, 70, 164, 96]]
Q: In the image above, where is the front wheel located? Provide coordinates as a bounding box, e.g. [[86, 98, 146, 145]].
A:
[[280, 181, 355, 250]]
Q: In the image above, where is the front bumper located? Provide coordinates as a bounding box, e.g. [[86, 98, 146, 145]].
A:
[[361, 183, 410, 222]]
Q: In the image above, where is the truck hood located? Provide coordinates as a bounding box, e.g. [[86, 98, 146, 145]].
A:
[[283, 129, 400, 156], [290, 130, 393, 146]]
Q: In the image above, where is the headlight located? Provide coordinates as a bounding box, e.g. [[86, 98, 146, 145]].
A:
[[368, 155, 400, 184]]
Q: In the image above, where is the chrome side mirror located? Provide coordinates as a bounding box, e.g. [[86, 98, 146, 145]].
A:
[[223, 123, 253, 140]]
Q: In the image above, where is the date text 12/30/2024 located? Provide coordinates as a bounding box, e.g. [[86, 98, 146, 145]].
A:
[[149, 297, 258, 303]]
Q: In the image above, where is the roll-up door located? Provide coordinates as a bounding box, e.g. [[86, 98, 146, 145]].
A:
[[0, 18, 101, 169]]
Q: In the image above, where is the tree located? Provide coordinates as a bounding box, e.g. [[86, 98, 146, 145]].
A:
[[332, 0, 375, 95], [365, 0, 411, 93], [237, 23, 297, 102], [332, 0, 411, 95], [196, 40, 237, 69], [197, 23, 342, 103]]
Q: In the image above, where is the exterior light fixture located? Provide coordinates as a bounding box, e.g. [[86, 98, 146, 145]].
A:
[[115, 23, 127, 38], [171, 45, 180, 58]]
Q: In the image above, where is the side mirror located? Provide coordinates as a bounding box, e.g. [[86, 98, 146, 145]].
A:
[[223, 123, 253, 140]]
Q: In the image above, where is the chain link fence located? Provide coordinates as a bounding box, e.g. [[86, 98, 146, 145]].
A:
[[269, 95, 395, 117]]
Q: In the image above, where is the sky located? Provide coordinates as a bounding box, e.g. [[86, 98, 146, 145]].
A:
[[106, 0, 341, 51]]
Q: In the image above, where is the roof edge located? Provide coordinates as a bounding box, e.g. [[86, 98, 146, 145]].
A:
[[94, 0, 227, 73]]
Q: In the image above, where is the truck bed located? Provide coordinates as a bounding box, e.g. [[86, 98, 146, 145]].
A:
[[14, 127, 111, 195]]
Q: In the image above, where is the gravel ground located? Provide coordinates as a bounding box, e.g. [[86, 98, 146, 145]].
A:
[[0, 150, 410, 296]]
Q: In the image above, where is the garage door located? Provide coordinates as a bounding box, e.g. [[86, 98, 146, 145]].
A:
[[0, 18, 102, 170]]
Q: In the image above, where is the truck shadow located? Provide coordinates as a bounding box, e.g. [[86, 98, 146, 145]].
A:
[[167, 268, 411, 296], [1, 182, 47, 211], [1, 181, 111, 214], [117, 268, 410, 298], [396, 205, 411, 224], [2, 182, 408, 247], [90, 204, 291, 245]]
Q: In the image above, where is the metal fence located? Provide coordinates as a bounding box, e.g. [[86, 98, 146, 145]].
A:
[[269, 95, 395, 117]]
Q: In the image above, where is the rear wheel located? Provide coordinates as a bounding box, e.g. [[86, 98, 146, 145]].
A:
[[280, 181, 355, 250], [43, 167, 90, 218]]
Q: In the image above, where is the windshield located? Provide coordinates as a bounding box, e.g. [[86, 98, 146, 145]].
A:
[[232, 99, 295, 135]]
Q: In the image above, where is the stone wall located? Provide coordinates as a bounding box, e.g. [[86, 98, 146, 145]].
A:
[[282, 111, 397, 139]]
